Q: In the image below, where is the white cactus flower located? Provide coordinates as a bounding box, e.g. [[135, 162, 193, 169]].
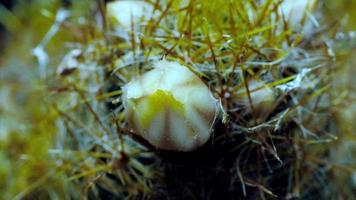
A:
[[107, 0, 154, 30], [122, 60, 218, 152]]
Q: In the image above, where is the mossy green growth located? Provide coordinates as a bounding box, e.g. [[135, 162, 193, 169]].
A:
[[132, 89, 184, 129]]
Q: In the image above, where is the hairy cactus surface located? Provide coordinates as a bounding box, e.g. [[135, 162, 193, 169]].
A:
[[0, 0, 355, 199]]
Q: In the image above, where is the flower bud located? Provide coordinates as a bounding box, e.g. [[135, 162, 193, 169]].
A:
[[122, 60, 218, 152], [107, 1, 153, 30], [234, 79, 275, 114], [279, 0, 317, 26]]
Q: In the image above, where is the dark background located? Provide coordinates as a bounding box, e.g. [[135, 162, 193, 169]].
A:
[[0, 0, 14, 52]]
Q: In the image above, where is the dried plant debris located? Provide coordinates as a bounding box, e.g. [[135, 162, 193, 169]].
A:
[[0, 0, 355, 199]]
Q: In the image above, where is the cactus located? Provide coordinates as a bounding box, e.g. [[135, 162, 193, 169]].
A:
[[0, 0, 355, 199]]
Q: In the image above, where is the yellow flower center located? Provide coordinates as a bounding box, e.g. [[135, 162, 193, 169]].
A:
[[133, 89, 184, 129]]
